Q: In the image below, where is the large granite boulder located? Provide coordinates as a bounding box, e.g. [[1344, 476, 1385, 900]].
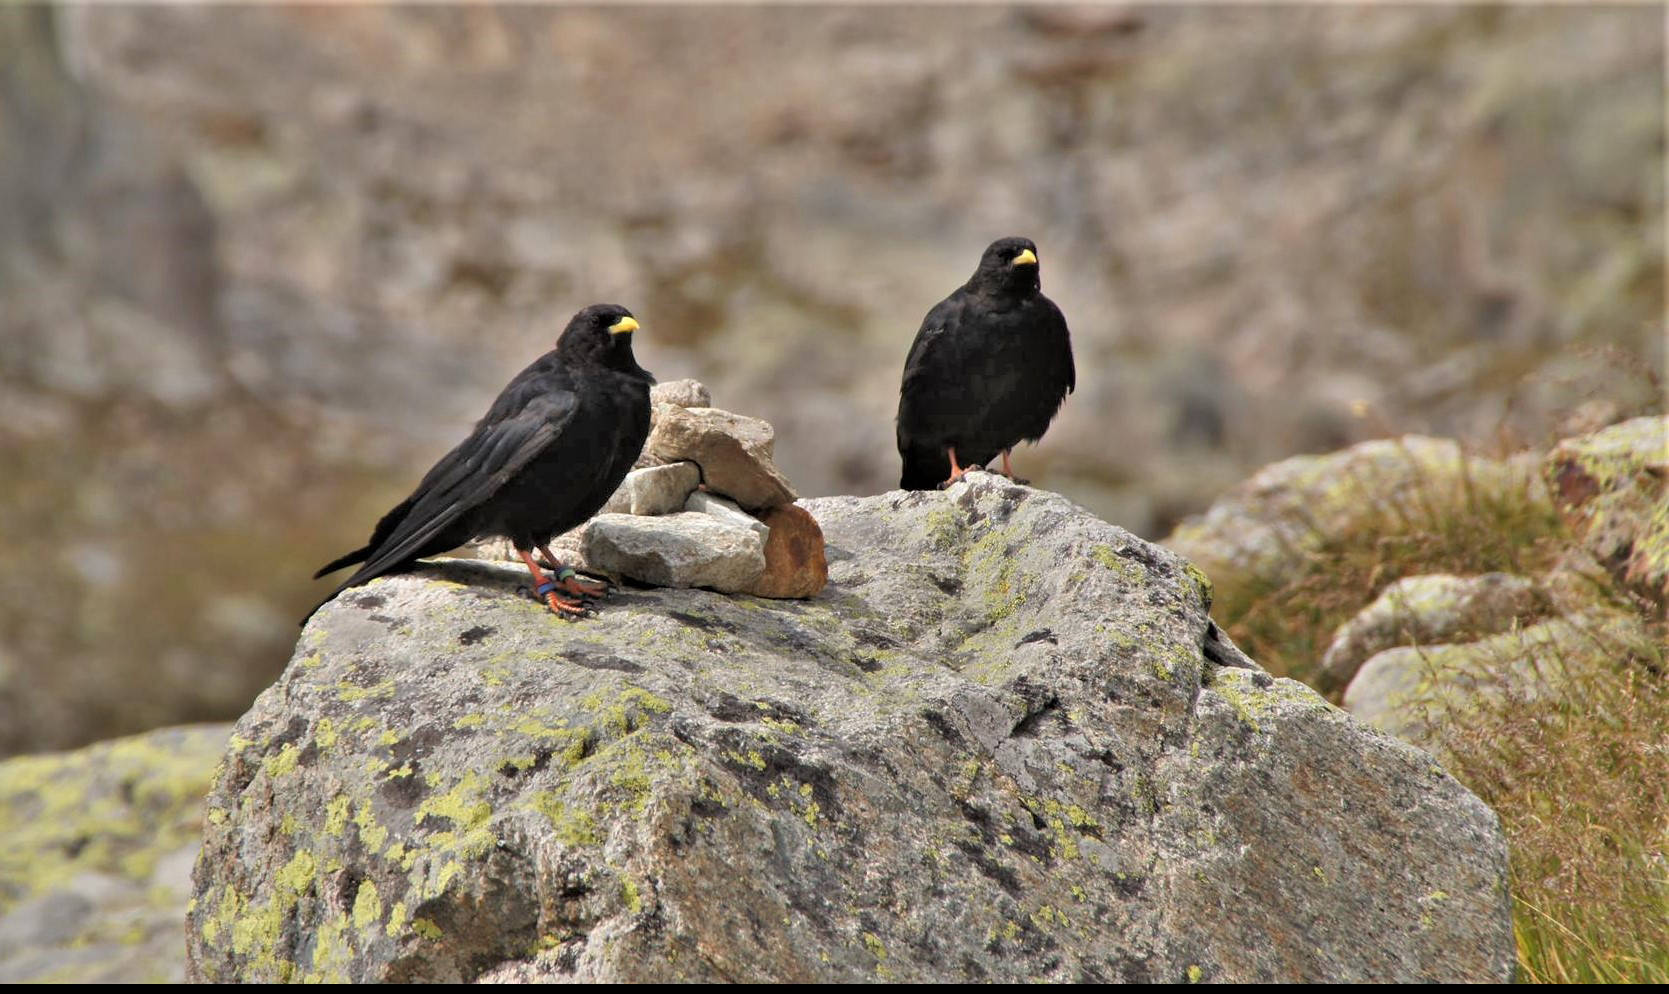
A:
[[0, 724, 230, 983], [187, 477, 1513, 982]]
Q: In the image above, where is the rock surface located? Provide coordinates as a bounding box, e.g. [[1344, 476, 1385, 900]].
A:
[[645, 407, 797, 512], [187, 478, 1512, 983], [0, 724, 230, 983], [582, 512, 766, 593], [1317, 573, 1545, 696]]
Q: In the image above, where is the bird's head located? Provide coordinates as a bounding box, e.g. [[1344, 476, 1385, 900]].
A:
[[556, 303, 646, 370], [971, 236, 1041, 295]]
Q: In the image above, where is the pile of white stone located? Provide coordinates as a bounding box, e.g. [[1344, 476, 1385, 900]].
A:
[[476, 380, 827, 599]]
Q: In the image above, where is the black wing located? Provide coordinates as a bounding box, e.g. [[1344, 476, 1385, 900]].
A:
[[897, 293, 981, 489], [306, 387, 579, 619], [897, 292, 977, 445], [1040, 296, 1075, 397]]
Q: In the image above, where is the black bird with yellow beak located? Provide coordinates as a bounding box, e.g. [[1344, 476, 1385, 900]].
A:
[[306, 304, 654, 623], [896, 237, 1076, 489]]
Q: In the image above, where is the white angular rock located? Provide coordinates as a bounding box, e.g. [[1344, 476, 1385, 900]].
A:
[[684, 490, 768, 538], [623, 462, 701, 516], [582, 512, 765, 592]]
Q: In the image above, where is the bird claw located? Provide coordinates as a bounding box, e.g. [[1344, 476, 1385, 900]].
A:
[[544, 592, 591, 619], [522, 581, 594, 618], [940, 467, 995, 489]]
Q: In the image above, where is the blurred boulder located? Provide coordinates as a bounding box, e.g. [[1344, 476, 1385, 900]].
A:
[[1316, 572, 1545, 696], [1164, 436, 1545, 590], [1544, 416, 1669, 605], [1343, 608, 1651, 748], [0, 724, 229, 983]]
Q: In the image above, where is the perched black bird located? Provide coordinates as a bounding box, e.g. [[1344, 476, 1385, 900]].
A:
[[896, 237, 1075, 490], [305, 304, 653, 624]]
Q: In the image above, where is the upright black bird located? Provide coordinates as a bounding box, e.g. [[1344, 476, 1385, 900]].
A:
[[305, 304, 654, 624], [896, 237, 1075, 490]]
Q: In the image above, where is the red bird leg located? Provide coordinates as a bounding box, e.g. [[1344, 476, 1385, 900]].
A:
[[517, 548, 589, 618], [538, 544, 608, 598], [941, 446, 973, 488], [998, 449, 1030, 485]]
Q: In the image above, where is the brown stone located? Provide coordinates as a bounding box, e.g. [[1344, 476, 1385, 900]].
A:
[[645, 406, 797, 511], [746, 504, 828, 599]]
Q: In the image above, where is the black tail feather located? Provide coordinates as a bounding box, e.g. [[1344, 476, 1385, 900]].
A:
[[313, 545, 370, 580], [899, 445, 951, 491]]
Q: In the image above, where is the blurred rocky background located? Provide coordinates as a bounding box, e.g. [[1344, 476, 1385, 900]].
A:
[[0, 4, 1662, 755]]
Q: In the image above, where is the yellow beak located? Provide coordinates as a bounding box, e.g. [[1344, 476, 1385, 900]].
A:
[[1012, 248, 1038, 266], [609, 316, 640, 335]]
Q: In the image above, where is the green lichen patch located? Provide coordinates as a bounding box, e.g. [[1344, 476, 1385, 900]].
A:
[[1092, 544, 1148, 586], [1205, 669, 1332, 734]]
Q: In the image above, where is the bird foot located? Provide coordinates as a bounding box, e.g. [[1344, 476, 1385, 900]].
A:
[[531, 580, 592, 619], [534, 556, 611, 599], [992, 470, 1031, 485], [940, 467, 996, 489]]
